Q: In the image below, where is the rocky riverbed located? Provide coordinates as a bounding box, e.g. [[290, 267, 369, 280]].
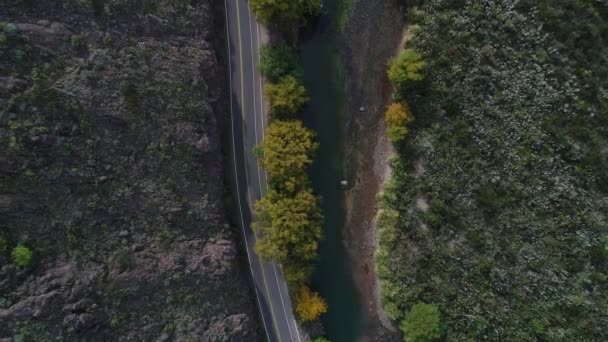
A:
[[339, 0, 407, 340]]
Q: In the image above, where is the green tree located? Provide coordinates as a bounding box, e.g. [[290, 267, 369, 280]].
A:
[[265, 75, 309, 117], [401, 303, 442, 342], [387, 49, 425, 89], [12, 244, 33, 268], [385, 102, 414, 143], [260, 120, 318, 192], [250, 0, 321, 26], [254, 188, 323, 285], [312, 338, 331, 342], [260, 44, 301, 82]]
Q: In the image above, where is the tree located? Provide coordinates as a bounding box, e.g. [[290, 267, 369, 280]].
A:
[[296, 286, 328, 321], [265, 75, 309, 117], [250, 0, 321, 26], [401, 303, 442, 342], [12, 244, 33, 268], [254, 188, 323, 285], [312, 338, 331, 342], [260, 44, 301, 82], [387, 49, 425, 89], [385, 102, 414, 142], [260, 120, 318, 192]]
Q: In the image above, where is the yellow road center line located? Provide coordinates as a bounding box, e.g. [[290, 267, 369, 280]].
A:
[[235, 1, 282, 340]]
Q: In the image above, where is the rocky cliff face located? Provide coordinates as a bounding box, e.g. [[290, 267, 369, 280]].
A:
[[0, 1, 258, 340]]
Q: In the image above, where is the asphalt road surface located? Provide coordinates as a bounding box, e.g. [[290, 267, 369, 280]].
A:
[[223, 1, 302, 341]]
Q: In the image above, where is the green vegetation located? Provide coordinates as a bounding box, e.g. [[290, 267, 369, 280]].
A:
[[250, 0, 321, 26], [259, 44, 301, 82], [295, 286, 328, 322], [385, 102, 414, 143], [255, 73, 323, 290], [254, 32, 326, 322], [265, 75, 309, 118], [259, 120, 318, 192], [254, 188, 322, 285], [400, 303, 442, 342], [387, 49, 425, 90], [377, 1, 608, 341], [11, 244, 33, 268], [312, 338, 331, 342]]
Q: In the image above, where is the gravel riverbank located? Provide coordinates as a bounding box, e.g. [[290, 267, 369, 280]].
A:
[[339, 0, 407, 340]]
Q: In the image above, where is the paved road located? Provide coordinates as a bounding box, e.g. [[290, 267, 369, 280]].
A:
[[223, 1, 301, 341]]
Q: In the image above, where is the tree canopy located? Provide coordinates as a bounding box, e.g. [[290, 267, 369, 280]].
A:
[[260, 120, 318, 192], [260, 44, 301, 82], [387, 49, 425, 88], [295, 286, 328, 322], [385, 102, 414, 143], [265, 75, 309, 117], [254, 188, 323, 285], [250, 0, 321, 26], [401, 303, 442, 342]]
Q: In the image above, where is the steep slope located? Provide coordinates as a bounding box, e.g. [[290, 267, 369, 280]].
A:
[[0, 1, 257, 340]]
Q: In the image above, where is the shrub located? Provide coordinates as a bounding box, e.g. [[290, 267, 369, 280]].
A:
[[260, 44, 301, 82], [590, 243, 608, 271], [387, 49, 425, 89], [385, 102, 414, 143], [70, 34, 85, 49], [401, 303, 442, 342], [250, 0, 321, 26], [265, 75, 309, 117], [295, 286, 327, 321], [12, 244, 33, 267]]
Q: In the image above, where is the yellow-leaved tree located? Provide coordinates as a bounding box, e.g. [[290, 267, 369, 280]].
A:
[[260, 120, 318, 192], [254, 188, 323, 286], [296, 286, 327, 321], [385, 102, 414, 143], [265, 75, 309, 117]]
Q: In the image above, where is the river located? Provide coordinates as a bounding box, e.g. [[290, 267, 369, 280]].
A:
[[301, 1, 366, 341]]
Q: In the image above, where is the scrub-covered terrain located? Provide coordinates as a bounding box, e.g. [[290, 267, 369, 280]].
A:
[[0, 1, 258, 340], [377, 1, 608, 341]]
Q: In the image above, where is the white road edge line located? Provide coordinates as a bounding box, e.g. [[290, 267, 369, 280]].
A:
[[247, 9, 296, 342], [254, 18, 303, 342], [223, 1, 271, 341]]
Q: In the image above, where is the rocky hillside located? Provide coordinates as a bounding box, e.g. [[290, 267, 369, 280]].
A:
[[0, 1, 258, 340]]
